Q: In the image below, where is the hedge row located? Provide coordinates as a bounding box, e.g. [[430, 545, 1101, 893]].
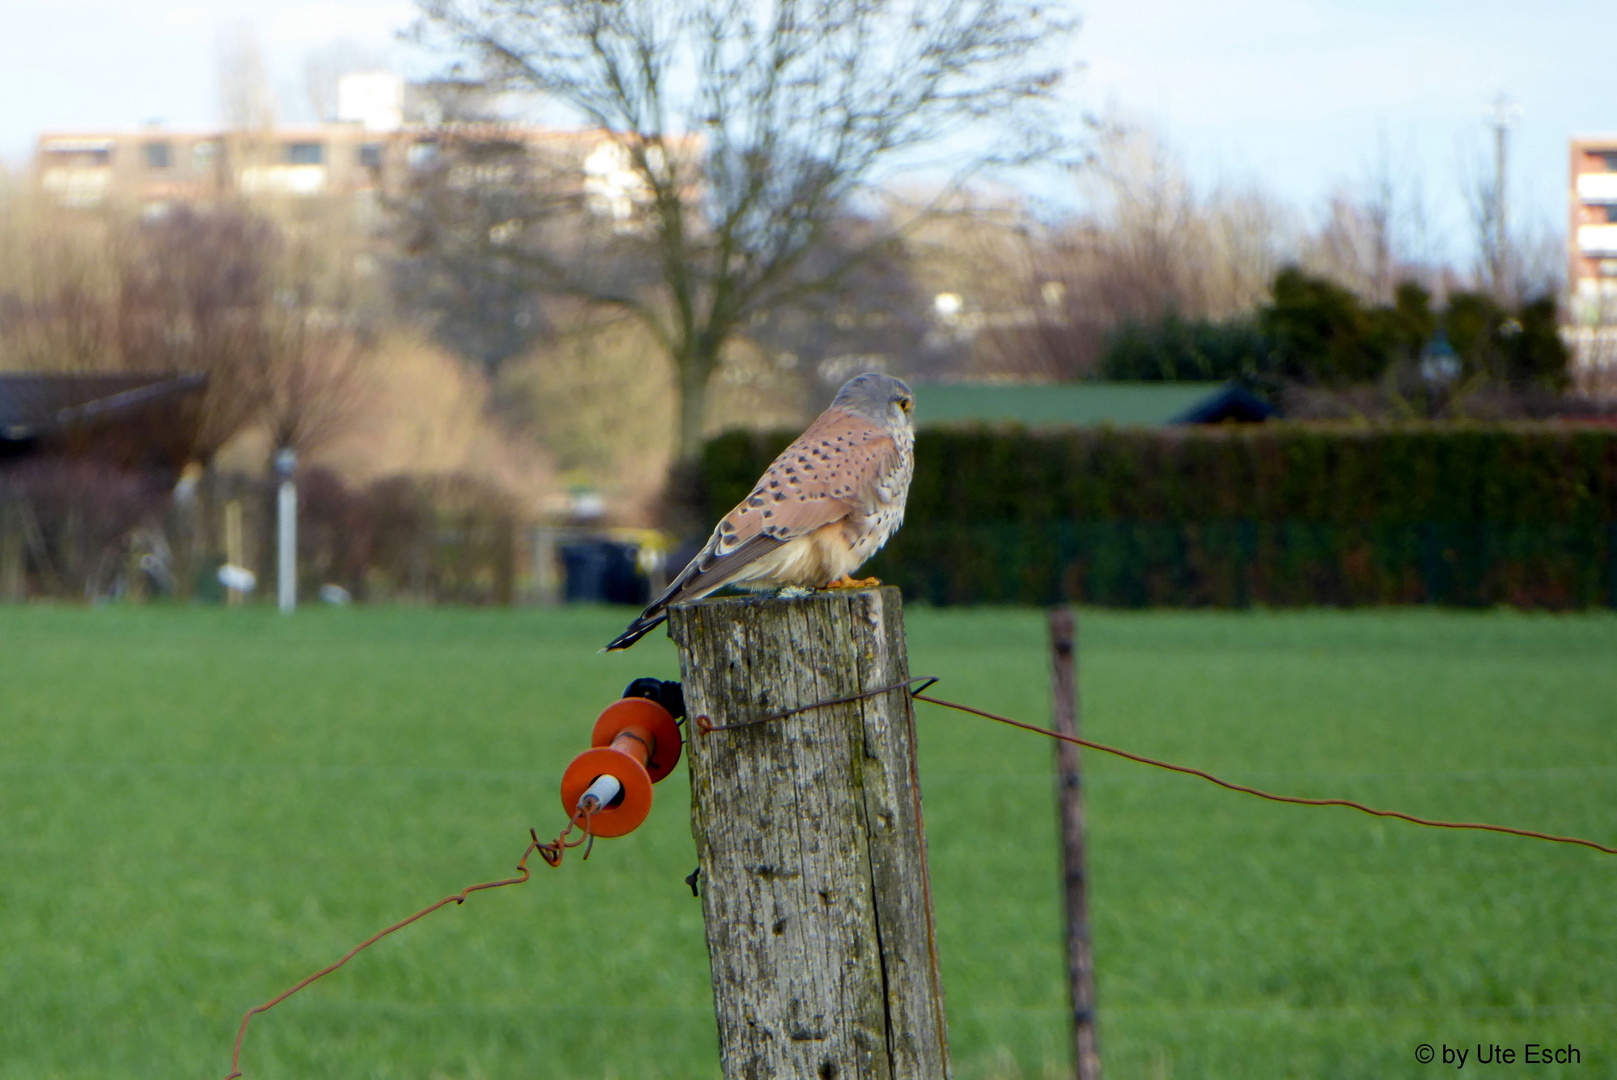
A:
[[702, 423, 1617, 609]]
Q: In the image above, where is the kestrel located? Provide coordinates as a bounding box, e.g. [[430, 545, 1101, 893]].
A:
[[605, 373, 916, 651]]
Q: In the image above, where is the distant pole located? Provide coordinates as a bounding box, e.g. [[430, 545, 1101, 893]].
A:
[[672, 588, 952, 1080], [1485, 94, 1521, 302], [1049, 607, 1100, 1080], [529, 526, 561, 606], [0, 498, 22, 602], [275, 448, 297, 614], [224, 499, 244, 607]]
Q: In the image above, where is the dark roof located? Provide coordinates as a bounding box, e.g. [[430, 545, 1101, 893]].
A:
[[915, 381, 1275, 428], [0, 373, 208, 441], [1168, 382, 1278, 424]]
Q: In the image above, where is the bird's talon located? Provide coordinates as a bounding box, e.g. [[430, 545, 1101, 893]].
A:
[[826, 575, 881, 589]]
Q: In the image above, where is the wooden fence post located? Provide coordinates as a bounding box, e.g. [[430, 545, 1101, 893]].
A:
[[670, 587, 951, 1080], [1, 497, 23, 602], [1049, 608, 1101, 1080]]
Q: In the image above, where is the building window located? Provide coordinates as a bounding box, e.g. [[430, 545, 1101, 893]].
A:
[[1598, 151, 1617, 172], [357, 143, 384, 169], [407, 140, 438, 170], [283, 141, 324, 166], [143, 142, 172, 169], [192, 141, 219, 170], [41, 141, 112, 166]]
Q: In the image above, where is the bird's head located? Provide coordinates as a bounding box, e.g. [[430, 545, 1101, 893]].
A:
[[832, 372, 915, 431]]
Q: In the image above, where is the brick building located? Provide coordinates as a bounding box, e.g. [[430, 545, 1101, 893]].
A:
[[1570, 136, 1617, 322], [1570, 137, 1617, 391]]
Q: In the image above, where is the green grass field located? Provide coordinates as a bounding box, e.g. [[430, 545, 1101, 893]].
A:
[[1, 604, 1614, 1079]]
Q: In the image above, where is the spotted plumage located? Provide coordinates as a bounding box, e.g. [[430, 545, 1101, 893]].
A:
[[605, 373, 916, 650]]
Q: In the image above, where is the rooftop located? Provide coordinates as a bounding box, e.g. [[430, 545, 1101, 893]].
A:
[[913, 381, 1274, 428], [0, 373, 207, 441]]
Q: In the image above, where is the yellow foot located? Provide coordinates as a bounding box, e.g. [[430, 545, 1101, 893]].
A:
[[825, 575, 882, 589]]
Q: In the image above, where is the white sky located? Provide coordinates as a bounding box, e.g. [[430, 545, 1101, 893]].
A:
[[1, 0, 1609, 261]]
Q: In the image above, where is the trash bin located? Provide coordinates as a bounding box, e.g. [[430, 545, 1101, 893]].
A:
[[558, 538, 650, 605]]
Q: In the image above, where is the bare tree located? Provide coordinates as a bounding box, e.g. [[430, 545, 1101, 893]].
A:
[[302, 40, 389, 122], [116, 207, 280, 464], [258, 308, 372, 461], [1302, 132, 1444, 305], [218, 23, 277, 132], [1509, 213, 1566, 304], [413, 0, 1072, 463], [1460, 98, 1522, 308], [0, 202, 120, 374], [1305, 194, 1385, 302], [978, 125, 1292, 381], [1202, 182, 1292, 318], [4, 190, 380, 464], [389, 137, 556, 375], [1090, 127, 1208, 315]]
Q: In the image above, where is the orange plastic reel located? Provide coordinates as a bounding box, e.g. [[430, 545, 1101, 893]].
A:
[[558, 697, 682, 838], [591, 697, 682, 780], [560, 747, 653, 838]]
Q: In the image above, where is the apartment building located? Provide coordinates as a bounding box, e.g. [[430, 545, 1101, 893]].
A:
[[1568, 137, 1617, 390], [1570, 136, 1617, 322], [32, 73, 660, 222], [36, 124, 405, 208]]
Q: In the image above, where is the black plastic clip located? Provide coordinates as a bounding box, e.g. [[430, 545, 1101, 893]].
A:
[[623, 677, 686, 723]]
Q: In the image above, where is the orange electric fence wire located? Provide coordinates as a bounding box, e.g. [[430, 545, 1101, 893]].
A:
[[906, 685, 1617, 858], [223, 808, 596, 1080]]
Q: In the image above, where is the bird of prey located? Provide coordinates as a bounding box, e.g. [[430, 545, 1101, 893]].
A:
[[605, 372, 916, 651]]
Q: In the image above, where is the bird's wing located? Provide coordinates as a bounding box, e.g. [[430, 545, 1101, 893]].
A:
[[604, 409, 896, 650], [684, 408, 898, 587]]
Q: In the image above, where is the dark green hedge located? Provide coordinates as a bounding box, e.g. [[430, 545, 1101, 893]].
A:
[[702, 424, 1617, 609]]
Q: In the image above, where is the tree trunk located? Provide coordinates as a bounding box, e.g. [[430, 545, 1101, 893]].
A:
[[663, 344, 720, 537], [670, 588, 952, 1080], [675, 345, 716, 464]]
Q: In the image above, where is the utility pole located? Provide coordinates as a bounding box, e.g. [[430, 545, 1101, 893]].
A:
[[671, 587, 951, 1080], [1485, 93, 1522, 304], [1049, 608, 1100, 1080]]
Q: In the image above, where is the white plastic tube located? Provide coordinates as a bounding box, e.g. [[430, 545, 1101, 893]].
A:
[[579, 773, 622, 811]]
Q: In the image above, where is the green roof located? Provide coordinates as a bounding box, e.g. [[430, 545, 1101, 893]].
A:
[[914, 382, 1232, 428]]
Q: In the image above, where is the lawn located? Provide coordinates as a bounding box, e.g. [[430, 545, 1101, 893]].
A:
[[1, 604, 1613, 1079]]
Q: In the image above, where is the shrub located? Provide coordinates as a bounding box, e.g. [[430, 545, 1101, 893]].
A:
[[0, 460, 170, 599], [702, 423, 1617, 609], [1100, 314, 1272, 383]]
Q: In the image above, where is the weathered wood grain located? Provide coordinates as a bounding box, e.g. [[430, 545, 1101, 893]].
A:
[[1049, 608, 1101, 1080], [670, 587, 950, 1080]]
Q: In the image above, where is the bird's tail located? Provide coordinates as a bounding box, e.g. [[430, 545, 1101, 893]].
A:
[[602, 608, 670, 652]]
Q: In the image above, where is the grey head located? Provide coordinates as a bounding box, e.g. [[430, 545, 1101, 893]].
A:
[[831, 372, 915, 429]]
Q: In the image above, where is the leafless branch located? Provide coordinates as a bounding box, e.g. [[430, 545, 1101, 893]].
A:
[[411, 0, 1075, 459]]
